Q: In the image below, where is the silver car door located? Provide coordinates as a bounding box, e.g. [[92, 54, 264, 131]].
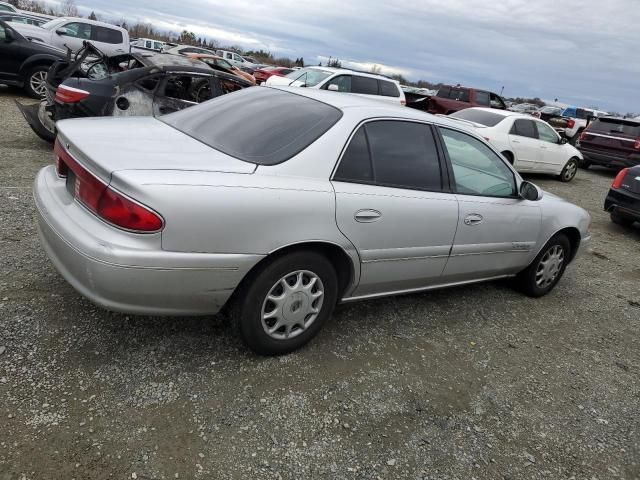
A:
[[508, 118, 542, 171], [438, 127, 542, 282], [332, 120, 459, 298]]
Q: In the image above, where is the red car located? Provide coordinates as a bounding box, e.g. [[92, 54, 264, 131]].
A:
[[254, 66, 295, 84]]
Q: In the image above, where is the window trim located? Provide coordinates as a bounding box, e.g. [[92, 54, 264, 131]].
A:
[[509, 118, 539, 139], [330, 117, 451, 194], [534, 120, 560, 143], [435, 125, 520, 199]]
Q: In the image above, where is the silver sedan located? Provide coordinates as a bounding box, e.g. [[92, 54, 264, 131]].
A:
[[34, 87, 592, 355]]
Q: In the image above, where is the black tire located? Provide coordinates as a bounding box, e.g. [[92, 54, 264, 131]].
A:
[[569, 129, 583, 146], [501, 151, 514, 165], [610, 211, 635, 228], [231, 251, 338, 355], [559, 157, 578, 182], [516, 234, 571, 298], [578, 158, 591, 169], [23, 65, 50, 99]]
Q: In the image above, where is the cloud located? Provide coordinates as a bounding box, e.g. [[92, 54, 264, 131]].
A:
[[77, 0, 640, 112]]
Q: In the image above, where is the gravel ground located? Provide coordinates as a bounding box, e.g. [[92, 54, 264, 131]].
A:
[[1, 87, 639, 480]]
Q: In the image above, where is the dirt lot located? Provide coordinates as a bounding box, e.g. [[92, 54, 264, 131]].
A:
[[0, 87, 639, 480]]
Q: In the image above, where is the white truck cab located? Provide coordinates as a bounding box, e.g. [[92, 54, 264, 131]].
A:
[[216, 50, 255, 68]]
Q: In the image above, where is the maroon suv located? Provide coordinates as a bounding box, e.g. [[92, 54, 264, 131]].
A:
[[577, 117, 640, 169], [426, 85, 507, 114]]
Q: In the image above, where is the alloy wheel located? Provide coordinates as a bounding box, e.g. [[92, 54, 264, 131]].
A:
[[261, 270, 324, 340], [563, 160, 578, 181], [535, 245, 565, 288], [30, 70, 47, 97]]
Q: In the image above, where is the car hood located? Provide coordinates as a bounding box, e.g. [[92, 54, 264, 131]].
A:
[[56, 116, 256, 182], [265, 75, 293, 87]]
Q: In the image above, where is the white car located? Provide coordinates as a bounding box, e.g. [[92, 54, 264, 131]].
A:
[[264, 66, 406, 106], [447, 108, 583, 182], [10, 17, 129, 56], [215, 49, 257, 69]]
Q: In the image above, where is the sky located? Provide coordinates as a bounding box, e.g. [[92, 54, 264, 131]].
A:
[[70, 0, 639, 113]]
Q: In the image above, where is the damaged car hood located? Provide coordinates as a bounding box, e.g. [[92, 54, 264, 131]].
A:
[[56, 116, 257, 179]]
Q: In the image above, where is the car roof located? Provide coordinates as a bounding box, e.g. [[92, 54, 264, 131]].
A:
[[268, 86, 471, 129], [301, 66, 400, 83], [462, 107, 529, 119], [54, 16, 127, 30]]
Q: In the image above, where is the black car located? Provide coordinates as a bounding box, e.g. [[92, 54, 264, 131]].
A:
[[0, 19, 66, 97], [605, 166, 640, 228], [17, 43, 253, 142]]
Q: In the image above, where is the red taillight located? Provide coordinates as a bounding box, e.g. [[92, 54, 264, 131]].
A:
[[579, 130, 587, 141], [400, 99, 406, 106], [55, 85, 90, 104], [611, 168, 629, 189], [566, 119, 575, 129], [634, 139, 640, 150], [53, 140, 163, 232]]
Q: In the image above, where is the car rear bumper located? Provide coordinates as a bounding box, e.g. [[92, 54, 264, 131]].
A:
[[579, 146, 640, 168], [604, 188, 640, 221], [34, 166, 263, 316]]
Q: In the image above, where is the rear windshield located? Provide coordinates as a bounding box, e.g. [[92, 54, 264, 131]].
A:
[[160, 88, 343, 165], [589, 118, 640, 137], [449, 109, 506, 127]]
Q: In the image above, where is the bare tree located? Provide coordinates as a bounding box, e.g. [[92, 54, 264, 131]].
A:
[[60, 0, 79, 17], [370, 64, 382, 74]]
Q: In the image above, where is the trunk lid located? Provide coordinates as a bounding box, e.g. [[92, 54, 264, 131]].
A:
[[55, 116, 256, 183]]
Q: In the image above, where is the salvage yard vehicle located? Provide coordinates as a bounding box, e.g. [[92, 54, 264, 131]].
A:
[[130, 37, 165, 52], [548, 106, 608, 144], [532, 105, 563, 122], [265, 66, 406, 105], [448, 108, 583, 182], [253, 66, 295, 85], [33, 87, 592, 355], [423, 84, 507, 114], [0, 19, 66, 98], [183, 53, 256, 84], [17, 44, 253, 142], [576, 116, 640, 170], [9, 16, 129, 56], [605, 166, 640, 227]]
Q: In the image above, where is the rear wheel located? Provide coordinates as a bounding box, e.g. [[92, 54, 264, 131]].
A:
[[610, 211, 635, 228], [231, 251, 338, 355], [24, 65, 49, 99], [516, 234, 570, 297], [559, 158, 578, 182]]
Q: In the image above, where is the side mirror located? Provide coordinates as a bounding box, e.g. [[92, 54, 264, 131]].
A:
[[327, 84, 339, 91], [55, 27, 69, 36], [519, 181, 543, 201], [560, 137, 568, 144]]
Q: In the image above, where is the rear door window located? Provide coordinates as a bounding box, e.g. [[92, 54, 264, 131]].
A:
[[475, 91, 490, 106], [448, 88, 470, 102], [379, 80, 400, 97], [437, 87, 451, 98], [92, 26, 122, 44], [351, 76, 379, 95], [510, 119, 538, 139], [334, 121, 442, 191], [323, 75, 351, 92]]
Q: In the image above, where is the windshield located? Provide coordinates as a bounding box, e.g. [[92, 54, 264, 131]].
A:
[[450, 109, 506, 127], [161, 88, 343, 165], [41, 18, 64, 29], [285, 68, 333, 87]]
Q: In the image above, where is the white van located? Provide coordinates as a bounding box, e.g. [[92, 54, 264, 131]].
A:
[[265, 67, 406, 106], [11, 17, 129, 56]]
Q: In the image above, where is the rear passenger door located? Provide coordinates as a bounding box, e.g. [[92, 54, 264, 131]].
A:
[[332, 120, 459, 297], [508, 118, 542, 171]]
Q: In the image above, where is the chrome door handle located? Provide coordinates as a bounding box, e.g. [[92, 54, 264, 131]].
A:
[[464, 213, 483, 226], [354, 209, 382, 223]]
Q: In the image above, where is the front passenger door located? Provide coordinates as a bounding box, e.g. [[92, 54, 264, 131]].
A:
[[438, 127, 541, 282], [508, 118, 542, 171], [55, 22, 92, 52], [332, 120, 459, 297]]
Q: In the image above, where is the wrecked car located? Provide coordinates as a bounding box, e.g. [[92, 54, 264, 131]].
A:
[[17, 42, 253, 142]]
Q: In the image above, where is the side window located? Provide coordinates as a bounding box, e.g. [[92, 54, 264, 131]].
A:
[[490, 93, 506, 109], [145, 40, 152, 48], [379, 80, 400, 97], [62, 22, 92, 39], [324, 75, 351, 92], [475, 91, 490, 106], [154, 42, 163, 50], [233, 54, 243, 62], [448, 88, 470, 102], [536, 122, 559, 143], [137, 75, 161, 92], [439, 128, 516, 198], [334, 128, 372, 183], [351, 76, 379, 95], [437, 87, 451, 98], [160, 74, 205, 102], [225, 53, 232, 60], [510, 119, 538, 139], [334, 121, 442, 191]]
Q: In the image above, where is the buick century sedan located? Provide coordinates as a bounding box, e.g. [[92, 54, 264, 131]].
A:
[[34, 87, 592, 355]]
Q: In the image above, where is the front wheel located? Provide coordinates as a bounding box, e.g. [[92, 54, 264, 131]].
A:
[[231, 252, 338, 355], [559, 158, 578, 182], [516, 234, 571, 297], [24, 65, 49, 99]]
